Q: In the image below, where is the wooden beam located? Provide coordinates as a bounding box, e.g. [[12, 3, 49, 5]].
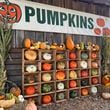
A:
[[79, 0, 110, 6]]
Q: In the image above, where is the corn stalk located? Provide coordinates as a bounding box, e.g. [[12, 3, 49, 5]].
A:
[[0, 23, 13, 86]]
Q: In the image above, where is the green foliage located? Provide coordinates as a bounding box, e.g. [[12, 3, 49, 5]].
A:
[[102, 36, 110, 73]]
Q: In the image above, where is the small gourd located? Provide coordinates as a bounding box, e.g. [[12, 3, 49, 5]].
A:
[[40, 42, 47, 49], [10, 87, 21, 97], [66, 36, 75, 50]]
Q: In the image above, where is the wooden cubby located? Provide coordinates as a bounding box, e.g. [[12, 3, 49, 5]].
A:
[[22, 48, 101, 105]]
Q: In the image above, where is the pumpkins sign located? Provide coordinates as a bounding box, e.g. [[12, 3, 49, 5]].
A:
[[0, 0, 22, 23]]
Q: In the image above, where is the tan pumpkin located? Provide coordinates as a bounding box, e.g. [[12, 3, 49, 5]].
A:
[[25, 50, 37, 61], [24, 38, 31, 48], [42, 73, 52, 82], [66, 36, 75, 50]]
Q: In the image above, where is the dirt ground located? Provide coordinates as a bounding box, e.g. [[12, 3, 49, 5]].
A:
[[38, 96, 110, 110]]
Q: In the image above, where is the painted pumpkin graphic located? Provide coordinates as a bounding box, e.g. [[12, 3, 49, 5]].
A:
[[0, 2, 22, 23]]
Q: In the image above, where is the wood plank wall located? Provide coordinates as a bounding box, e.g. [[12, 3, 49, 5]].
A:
[[6, 0, 109, 87]]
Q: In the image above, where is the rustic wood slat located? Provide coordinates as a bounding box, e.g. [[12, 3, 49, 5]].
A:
[[6, 59, 22, 65], [7, 53, 21, 59], [12, 30, 16, 48], [10, 48, 22, 53], [24, 31, 36, 41], [88, 3, 96, 14], [35, 32, 44, 41], [52, 0, 64, 7], [6, 64, 22, 70], [44, 32, 53, 44], [64, 0, 72, 9], [59, 0, 65, 7], [15, 30, 25, 48], [53, 33, 62, 44], [72, 1, 80, 11], [7, 76, 22, 87], [7, 70, 22, 76]]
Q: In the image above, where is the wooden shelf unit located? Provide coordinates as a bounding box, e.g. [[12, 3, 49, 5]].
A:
[[22, 48, 101, 105]]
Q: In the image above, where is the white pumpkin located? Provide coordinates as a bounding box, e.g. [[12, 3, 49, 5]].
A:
[[91, 86, 98, 94], [43, 53, 52, 60], [42, 73, 52, 82], [80, 61, 87, 69], [57, 82, 64, 90], [26, 65, 37, 73], [102, 92, 110, 99]]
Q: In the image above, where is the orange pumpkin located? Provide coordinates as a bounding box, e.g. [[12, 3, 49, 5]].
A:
[[69, 61, 77, 68], [24, 38, 31, 48], [96, 18, 105, 27], [56, 71, 65, 80], [69, 80, 77, 88], [81, 88, 89, 96], [42, 63, 52, 71], [69, 52, 76, 59], [42, 95, 52, 104], [25, 86, 36, 95], [66, 36, 75, 50]]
